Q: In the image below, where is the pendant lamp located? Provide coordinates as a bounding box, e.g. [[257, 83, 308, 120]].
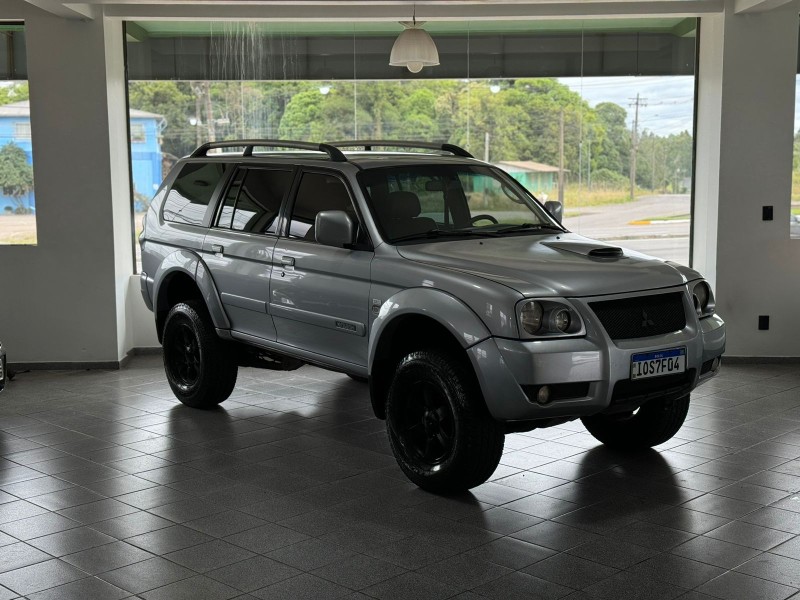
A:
[[389, 16, 439, 74]]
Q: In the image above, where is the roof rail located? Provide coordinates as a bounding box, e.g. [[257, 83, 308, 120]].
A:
[[189, 139, 347, 162], [326, 140, 474, 159]]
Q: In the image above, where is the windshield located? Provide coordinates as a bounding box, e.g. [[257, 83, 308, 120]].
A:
[[357, 164, 563, 243]]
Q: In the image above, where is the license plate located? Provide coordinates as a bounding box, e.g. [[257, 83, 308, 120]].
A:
[[630, 347, 686, 380]]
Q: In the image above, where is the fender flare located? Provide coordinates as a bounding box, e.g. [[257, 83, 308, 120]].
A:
[[152, 250, 231, 332], [367, 288, 491, 418], [368, 288, 492, 371]]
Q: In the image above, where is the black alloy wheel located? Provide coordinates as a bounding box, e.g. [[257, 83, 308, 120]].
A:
[[386, 349, 504, 493], [162, 302, 238, 409]]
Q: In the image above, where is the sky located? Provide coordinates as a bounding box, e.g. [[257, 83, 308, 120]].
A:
[[558, 76, 696, 137]]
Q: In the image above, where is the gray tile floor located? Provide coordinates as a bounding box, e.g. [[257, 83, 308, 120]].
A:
[[0, 357, 799, 600]]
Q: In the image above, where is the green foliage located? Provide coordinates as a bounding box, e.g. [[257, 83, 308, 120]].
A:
[[0, 142, 34, 213], [0, 83, 29, 106], [127, 78, 693, 190], [592, 168, 628, 187], [128, 81, 195, 158]]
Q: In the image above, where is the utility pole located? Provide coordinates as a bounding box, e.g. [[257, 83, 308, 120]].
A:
[[587, 136, 592, 191], [629, 93, 646, 200], [558, 109, 565, 205], [203, 81, 216, 143], [484, 131, 490, 163]]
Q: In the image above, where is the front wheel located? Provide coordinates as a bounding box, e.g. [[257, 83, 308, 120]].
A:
[[385, 349, 504, 494], [162, 302, 238, 409], [581, 394, 690, 450]]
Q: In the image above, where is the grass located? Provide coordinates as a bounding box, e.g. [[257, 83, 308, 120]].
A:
[[0, 234, 37, 245], [562, 185, 634, 208]]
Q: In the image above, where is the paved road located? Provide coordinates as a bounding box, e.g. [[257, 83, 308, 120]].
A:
[[563, 194, 690, 241]]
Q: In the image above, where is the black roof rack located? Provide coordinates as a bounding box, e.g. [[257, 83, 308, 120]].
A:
[[326, 140, 474, 159], [189, 139, 347, 162]]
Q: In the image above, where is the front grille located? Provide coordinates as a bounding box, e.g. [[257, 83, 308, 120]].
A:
[[590, 292, 686, 340]]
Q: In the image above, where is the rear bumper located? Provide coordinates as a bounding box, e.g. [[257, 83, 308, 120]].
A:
[[468, 293, 725, 423]]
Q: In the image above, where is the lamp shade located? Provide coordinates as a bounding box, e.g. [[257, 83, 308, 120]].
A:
[[389, 23, 439, 73]]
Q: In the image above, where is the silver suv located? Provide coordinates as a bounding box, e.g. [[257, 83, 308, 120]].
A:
[[139, 139, 725, 493]]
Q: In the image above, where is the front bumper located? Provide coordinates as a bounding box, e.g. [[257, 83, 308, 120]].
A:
[[468, 289, 726, 423]]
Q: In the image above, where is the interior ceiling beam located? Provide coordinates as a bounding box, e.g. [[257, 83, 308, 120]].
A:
[[734, 0, 794, 12], [25, 0, 725, 20]]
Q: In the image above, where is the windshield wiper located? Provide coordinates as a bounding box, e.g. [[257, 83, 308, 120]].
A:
[[493, 223, 565, 234], [391, 229, 502, 243]]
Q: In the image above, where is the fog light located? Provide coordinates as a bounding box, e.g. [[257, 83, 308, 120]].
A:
[[537, 385, 551, 405]]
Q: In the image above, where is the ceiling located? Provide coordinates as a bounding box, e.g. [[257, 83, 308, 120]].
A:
[[22, 0, 729, 21], [131, 18, 697, 38]]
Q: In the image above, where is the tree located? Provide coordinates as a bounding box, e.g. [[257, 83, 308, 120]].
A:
[[594, 102, 629, 176], [128, 81, 195, 158], [0, 142, 34, 213], [0, 82, 29, 106]]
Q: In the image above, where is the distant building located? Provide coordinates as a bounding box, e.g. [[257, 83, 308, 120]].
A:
[[495, 160, 564, 198], [0, 100, 164, 213]]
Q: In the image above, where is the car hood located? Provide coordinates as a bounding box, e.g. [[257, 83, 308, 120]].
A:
[[395, 233, 692, 297]]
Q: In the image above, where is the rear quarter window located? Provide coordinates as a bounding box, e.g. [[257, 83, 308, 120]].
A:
[[163, 162, 229, 226]]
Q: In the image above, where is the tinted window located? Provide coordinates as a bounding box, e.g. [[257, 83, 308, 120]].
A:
[[288, 172, 355, 240], [163, 162, 228, 226], [358, 165, 552, 242], [232, 169, 292, 234]]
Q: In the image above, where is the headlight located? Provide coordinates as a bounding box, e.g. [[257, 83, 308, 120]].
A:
[[691, 280, 715, 318], [552, 308, 571, 332], [520, 301, 543, 334], [517, 299, 584, 338]]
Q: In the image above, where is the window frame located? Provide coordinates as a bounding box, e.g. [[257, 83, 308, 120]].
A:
[[281, 167, 372, 249]]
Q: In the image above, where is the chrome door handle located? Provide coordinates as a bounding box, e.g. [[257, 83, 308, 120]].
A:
[[281, 256, 295, 266], [211, 244, 224, 254]]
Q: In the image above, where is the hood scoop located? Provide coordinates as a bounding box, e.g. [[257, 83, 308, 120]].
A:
[[543, 241, 624, 259]]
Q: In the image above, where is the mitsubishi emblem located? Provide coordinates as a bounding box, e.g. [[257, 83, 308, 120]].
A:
[[641, 309, 655, 328]]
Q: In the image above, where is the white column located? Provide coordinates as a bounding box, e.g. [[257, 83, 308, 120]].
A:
[[0, 5, 134, 365], [695, 0, 800, 356]]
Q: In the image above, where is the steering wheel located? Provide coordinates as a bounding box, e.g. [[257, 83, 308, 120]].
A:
[[470, 214, 499, 226]]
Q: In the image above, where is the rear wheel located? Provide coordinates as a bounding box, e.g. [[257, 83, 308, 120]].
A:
[[386, 349, 504, 494], [581, 394, 690, 450], [162, 302, 238, 408]]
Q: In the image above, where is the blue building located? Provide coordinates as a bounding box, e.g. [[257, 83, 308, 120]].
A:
[[0, 100, 164, 213]]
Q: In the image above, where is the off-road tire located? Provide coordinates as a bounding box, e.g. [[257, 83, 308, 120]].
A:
[[386, 349, 504, 494], [581, 394, 690, 450], [162, 302, 238, 409]]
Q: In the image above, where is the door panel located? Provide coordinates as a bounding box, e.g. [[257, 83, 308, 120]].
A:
[[203, 230, 277, 339], [270, 240, 372, 365]]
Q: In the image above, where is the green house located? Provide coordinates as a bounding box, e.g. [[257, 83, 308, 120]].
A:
[[496, 161, 565, 199]]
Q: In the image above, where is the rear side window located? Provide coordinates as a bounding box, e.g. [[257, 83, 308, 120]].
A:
[[288, 172, 355, 240], [217, 169, 292, 235], [163, 162, 228, 226]]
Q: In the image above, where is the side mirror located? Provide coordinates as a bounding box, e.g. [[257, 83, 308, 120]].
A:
[[544, 200, 563, 223], [315, 210, 356, 248]]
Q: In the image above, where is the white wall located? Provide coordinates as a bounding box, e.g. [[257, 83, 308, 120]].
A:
[[0, 2, 136, 365], [695, 0, 800, 357]]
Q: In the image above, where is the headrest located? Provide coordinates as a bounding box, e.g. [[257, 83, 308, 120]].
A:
[[385, 191, 421, 219]]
